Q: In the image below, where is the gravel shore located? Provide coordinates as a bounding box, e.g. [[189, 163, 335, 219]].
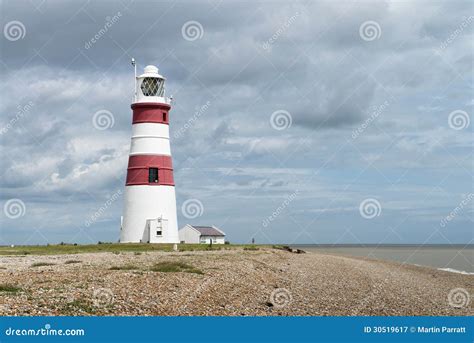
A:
[[0, 248, 472, 316]]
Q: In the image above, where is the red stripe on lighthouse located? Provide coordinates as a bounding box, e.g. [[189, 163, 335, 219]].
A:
[[126, 155, 175, 186], [131, 102, 170, 124]]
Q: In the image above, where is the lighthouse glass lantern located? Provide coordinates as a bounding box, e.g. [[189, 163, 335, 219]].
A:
[[120, 65, 179, 243]]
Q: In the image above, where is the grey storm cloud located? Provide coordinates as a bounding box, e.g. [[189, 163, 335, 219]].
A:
[[0, 0, 472, 245]]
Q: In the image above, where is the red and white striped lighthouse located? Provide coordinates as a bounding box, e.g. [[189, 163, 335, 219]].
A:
[[120, 64, 179, 243]]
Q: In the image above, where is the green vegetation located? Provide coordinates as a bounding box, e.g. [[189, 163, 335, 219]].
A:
[[0, 243, 267, 256], [109, 265, 139, 271], [61, 299, 96, 314], [30, 262, 55, 267], [64, 260, 82, 264], [0, 284, 22, 293], [244, 246, 259, 251], [150, 261, 203, 274]]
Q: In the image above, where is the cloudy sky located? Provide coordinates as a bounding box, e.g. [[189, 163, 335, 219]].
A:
[[0, 0, 472, 245]]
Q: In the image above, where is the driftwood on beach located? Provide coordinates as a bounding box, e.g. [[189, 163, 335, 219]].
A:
[[274, 245, 306, 254]]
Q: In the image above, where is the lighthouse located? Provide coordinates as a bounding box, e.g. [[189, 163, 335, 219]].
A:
[[120, 64, 179, 243]]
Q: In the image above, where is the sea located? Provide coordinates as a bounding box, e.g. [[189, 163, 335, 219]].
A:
[[290, 245, 474, 275]]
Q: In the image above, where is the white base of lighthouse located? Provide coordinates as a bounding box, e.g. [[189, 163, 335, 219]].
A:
[[120, 186, 179, 243]]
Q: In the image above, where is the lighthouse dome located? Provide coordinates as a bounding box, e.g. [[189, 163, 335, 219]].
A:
[[144, 65, 159, 75], [135, 65, 169, 103]]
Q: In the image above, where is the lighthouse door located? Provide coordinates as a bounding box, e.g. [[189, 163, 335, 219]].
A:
[[148, 217, 168, 243]]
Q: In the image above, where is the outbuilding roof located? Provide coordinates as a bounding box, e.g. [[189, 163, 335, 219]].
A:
[[191, 225, 225, 237]]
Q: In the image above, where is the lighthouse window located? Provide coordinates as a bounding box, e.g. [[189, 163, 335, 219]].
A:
[[141, 77, 164, 97], [163, 112, 167, 122], [148, 168, 159, 183]]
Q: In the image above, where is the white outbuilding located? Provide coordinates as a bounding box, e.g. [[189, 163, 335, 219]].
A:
[[179, 225, 226, 244]]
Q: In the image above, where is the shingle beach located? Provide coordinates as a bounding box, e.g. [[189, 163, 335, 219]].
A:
[[0, 248, 472, 316]]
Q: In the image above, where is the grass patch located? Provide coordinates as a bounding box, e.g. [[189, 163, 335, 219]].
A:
[[150, 261, 203, 274], [0, 284, 22, 293], [109, 265, 139, 271], [0, 243, 268, 256], [244, 246, 259, 251], [61, 299, 96, 314], [206, 246, 221, 251], [64, 260, 82, 264], [30, 262, 55, 267]]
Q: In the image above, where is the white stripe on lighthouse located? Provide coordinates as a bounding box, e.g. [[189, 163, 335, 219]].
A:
[[129, 122, 171, 156]]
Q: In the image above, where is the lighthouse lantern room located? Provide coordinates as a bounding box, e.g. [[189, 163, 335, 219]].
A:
[[120, 63, 179, 243]]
